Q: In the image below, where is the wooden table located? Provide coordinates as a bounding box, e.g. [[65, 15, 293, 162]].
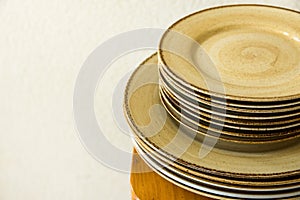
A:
[[130, 149, 213, 200]]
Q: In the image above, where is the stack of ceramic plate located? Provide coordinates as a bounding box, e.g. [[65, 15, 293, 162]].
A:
[[124, 5, 300, 199]]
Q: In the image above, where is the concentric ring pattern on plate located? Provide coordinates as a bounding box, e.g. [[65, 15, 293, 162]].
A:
[[158, 5, 300, 102]]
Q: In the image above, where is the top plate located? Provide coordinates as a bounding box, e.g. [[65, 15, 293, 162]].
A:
[[159, 5, 300, 102]]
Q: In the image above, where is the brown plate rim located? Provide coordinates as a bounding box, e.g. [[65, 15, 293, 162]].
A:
[[160, 88, 300, 139], [159, 66, 300, 113]]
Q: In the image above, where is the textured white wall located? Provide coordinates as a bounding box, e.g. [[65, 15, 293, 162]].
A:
[[0, 0, 299, 200]]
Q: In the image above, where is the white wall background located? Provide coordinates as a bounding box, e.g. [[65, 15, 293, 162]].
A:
[[0, 0, 299, 200]]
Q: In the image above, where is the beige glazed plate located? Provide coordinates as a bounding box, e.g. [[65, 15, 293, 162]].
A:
[[159, 89, 300, 139], [159, 87, 300, 152], [160, 80, 300, 120], [159, 64, 300, 109], [159, 82, 300, 128], [134, 136, 300, 188], [158, 5, 300, 101], [124, 54, 300, 179], [159, 66, 300, 114], [159, 84, 300, 129], [133, 139, 300, 199]]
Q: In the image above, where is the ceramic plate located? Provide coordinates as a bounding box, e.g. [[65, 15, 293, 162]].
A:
[[159, 66, 300, 113], [134, 136, 300, 187], [133, 139, 300, 199], [124, 54, 300, 179], [160, 81, 300, 120], [134, 138, 300, 192], [158, 5, 300, 101], [159, 81, 300, 127], [160, 64, 300, 109], [159, 90, 300, 152], [160, 89, 300, 140], [160, 86, 300, 133]]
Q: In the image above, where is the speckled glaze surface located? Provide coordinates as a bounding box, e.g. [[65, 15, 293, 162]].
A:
[[159, 5, 300, 101]]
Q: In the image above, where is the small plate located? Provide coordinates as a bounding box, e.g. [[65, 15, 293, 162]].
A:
[[159, 80, 300, 127], [160, 89, 300, 140], [158, 5, 300, 102], [161, 81, 300, 120], [160, 86, 300, 132], [160, 64, 300, 109], [159, 66, 300, 113], [159, 90, 300, 152]]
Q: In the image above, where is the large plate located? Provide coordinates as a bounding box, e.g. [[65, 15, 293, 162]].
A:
[[133, 136, 300, 187], [124, 54, 300, 179], [133, 139, 300, 199]]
